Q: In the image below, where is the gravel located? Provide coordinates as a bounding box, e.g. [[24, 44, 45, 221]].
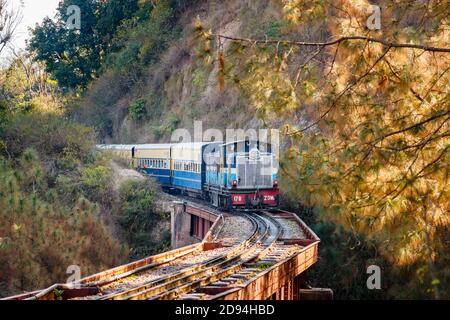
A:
[[275, 218, 306, 239], [217, 216, 254, 245]]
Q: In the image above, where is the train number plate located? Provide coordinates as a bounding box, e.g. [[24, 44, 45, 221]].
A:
[[232, 194, 246, 205]]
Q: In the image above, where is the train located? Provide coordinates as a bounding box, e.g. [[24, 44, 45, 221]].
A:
[[97, 140, 280, 210]]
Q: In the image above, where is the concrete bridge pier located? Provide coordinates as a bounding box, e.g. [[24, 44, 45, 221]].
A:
[[170, 201, 216, 249]]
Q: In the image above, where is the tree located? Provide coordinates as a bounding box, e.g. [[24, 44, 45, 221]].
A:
[[1, 50, 60, 113], [196, 0, 449, 298], [29, 0, 139, 90], [0, 0, 21, 54]]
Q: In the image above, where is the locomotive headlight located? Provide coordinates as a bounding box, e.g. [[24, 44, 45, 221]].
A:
[[249, 148, 260, 160], [273, 180, 278, 187], [232, 179, 238, 187]]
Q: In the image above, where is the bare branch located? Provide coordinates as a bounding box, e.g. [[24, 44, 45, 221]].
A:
[[213, 34, 450, 53], [0, 0, 22, 55]]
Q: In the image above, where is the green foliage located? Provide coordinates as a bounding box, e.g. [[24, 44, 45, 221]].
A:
[[53, 289, 64, 300], [70, 0, 184, 140], [29, 0, 140, 89], [106, 0, 178, 80], [129, 98, 147, 121], [0, 53, 62, 115], [192, 68, 206, 87], [0, 156, 125, 298], [1, 112, 95, 162], [266, 21, 283, 38], [0, 89, 128, 297], [119, 180, 170, 259], [81, 165, 113, 205], [255, 262, 274, 270]]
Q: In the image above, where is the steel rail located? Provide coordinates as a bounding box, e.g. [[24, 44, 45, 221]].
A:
[[99, 213, 263, 300], [147, 212, 282, 300]]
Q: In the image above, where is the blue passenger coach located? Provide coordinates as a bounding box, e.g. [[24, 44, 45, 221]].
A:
[[170, 142, 208, 191]]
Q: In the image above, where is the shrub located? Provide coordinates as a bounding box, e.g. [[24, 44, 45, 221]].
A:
[[0, 158, 125, 297], [2, 112, 95, 162], [129, 98, 147, 121], [119, 180, 168, 259], [81, 165, 114, 206]]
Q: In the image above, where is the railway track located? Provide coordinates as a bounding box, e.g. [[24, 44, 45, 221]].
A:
[[145, 212, 282, 300], [3, 202, 319, 301], [74, 211, 279, 300]]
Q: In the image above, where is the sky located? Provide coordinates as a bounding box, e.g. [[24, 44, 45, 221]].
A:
[[1, 0, 60, 60]]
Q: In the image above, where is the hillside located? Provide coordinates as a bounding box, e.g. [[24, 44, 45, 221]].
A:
[[70, 0, 281, 142]]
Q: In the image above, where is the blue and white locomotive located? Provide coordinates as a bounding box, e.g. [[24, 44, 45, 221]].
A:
[[97, 140, 279, 209]]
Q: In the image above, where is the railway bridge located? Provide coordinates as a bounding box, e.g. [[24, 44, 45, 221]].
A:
[[4, 202, 325, 301]]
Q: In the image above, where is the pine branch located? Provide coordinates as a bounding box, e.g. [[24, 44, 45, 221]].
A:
[[213, 34, 450, 53]]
